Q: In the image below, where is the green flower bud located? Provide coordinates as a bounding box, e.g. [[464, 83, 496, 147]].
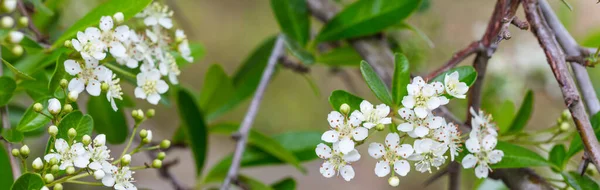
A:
[[49, 158, 58, 166], [375, 124, 385, 131], [157, 152, 166, 160], [51, 165, 59, 173], [146, 109, 155, 118], [17, 17, 27, 27], [67, 128, 77, 139], [11, 149, 19, 157], [64, 40, 71, 48], [63, 104, 73, 113], [68, 91, 79, 102], [139, 129, 148, 139], [562, 109, 571, 120], [136, 109, 144, 120], [19, 145, 29, 157], [388, 176, 399, 187], [54, 183, 63, 190], [121, 154, 131, 166], [48, 125, 58, 136], [66, 166, 75, 174], [82, 135, 91, 146], [340, 103, 351, 115], [59, 79, 68, 89], [587, 164, 598, 176], [559, 122, 570, 132], [152, 159, 162, 168], [131, 110, 139, 119], [33, 103, 43, 112], [44, 174, 54, 183], [160, 140, 171, 150], [32, 157, 43, 170], [113, 12, 124, 24], [1, 16, 14, 29], [101, 82, 109, 92], [11, 45, 23, 56]]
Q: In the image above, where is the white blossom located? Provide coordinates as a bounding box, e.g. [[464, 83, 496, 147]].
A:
[[433, 122, 462, 161], [116, 30, 146, 69], [87, 134, 112, 171], [322, 110, 368, 154], [368, 133, 413, 177], [401, 76, 448, 118], [72, 28, 107, 60], [444, 71, 469, 99], [352, 100, 391, 129], [136, 2, 173, 29], [397, 108, 444, 138], [98, 16, 130, 58], [408, 138, 448, 173], [101, 162, 137, 190], [102, 69, 123, 111], [134, 69, 169, 105], [64, 59, 109, 96], [462, 107, 503, 178], [44, 139, 90, 170], [316, 143, 360, 181]]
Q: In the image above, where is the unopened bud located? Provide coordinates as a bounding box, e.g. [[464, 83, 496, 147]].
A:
[[32, 157, 43, 170], [44, 174, 54, 183], [141, 130, 153, 144], [160, 140, 171, 149], [68, 91, 79, 102], [48, 125, 58, 136], [17, 17, 27, 27], [559, 122, 570, 132], [50, 165, 59, 173], [48, 98, 61, 115], [375, 124, 385, 131], [66, 166, 75, 174], [101, 82, 109, 92], [1, 16, 14, 28], [340, 103, 350, 115], [8, 31, 23, 44], [121, 154, 131, 165], [131, 110, 139, 119], [64, 40, 72, 48], [67, 128, 77, 139], [2, 0, 17, 12], [94, 134, 106, 147], [152, 159, 162, 168], [60, 79, 68, 89], [19, 145, 29, 157], [587, 164, 598, 176], [11, 149, 19, 157], [388, 176, 399, 187], [562, 109, 571, 120], [94, 170, 105, 180], [135, 109, 144, 120], [33, 103, 43, 112], [11, 45, 22, 56], [139, 129, 148, 139], [49, 158, 58, 166], [82, 135, 91, 146], [157, 152, 166, 160], [41, 186, 48, 190], [54, 183, 63, 190], [146, 109, 155, 118], [113, 12, 124, 24], [63, 104, 73, 113]]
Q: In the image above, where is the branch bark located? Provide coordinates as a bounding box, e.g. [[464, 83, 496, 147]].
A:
[[523, 0, 600, 174], [17, 0, 45, 43], [425, 41, 483, 80], [220, 35, 285, 190], [0, 47, 21, 180]]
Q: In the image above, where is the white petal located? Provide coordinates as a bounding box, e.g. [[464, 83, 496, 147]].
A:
[[86, 79, 101, 96], [114, 26, 130, 41], [321, 130, 339, 143], [482, 135, 498, 151], [327, 111, 344, 128], [439, 96, 450, 105], [89, 161, 102, 170], [413, 76, 425, 86], [72, 39, 82, 51], [349, 111, 363, 126], [413, 139, 434, 154], [315, 143, 332, 159], [102, 176, 116, 187], [85, 27, 101, 40], [414, 126, 429, 137], [156, 80, 169, 93], [426, 96, 441, 110], [375, 161, 391, 177], [363, 122, 375, 129], [340, 165, 355, 181], [475, 164, 489, 178], [99, 16, 113, 31], [74, 156, 90, 168], [461, 154, 477, 169], [360, 100, 373, 114], [397, 122, 414, 132], [368, 143, 385, 159], [319, 162, 335, 178], [427, 116, 444, 129], [401, 96, 415, 109], [352, 127, 368, 141], [158, 17, 173, 29], [343, 149, 361, 162], [465, 138, 481, 153], [44, 153, 60, 162], [375, 104, 390, 118], [414, 106, 428, 118], [55, 139, 69, 152], [385, 133, 400, 148], [109, 42, 127, 58], [397, 144, 414, 158], [393, 160, 410, 176], [338, 138, 355, 154], [488, 150, 504, 164], [68, 78, 85, 93], [64, 60, 82, 75], [398, 108, 414, 120], [134, 87, 146, 99], [147, 93, 161, 104], [144, 17, 158, 26]]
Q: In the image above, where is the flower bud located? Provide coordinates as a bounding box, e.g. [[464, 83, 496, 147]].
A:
[[8, 31, 23, 44], [63, 104, 73, 113], [559, 122, 570, 132], [48, 125, 58, 136], [587, 164, 598, 176], [41, 186, 49, 190], [33, 103, 43, 112], [82, 135, 91, 146], [54, 183, 63, 190], [121, 154, 131, 165], [562, 109, 571, 120], [44, 174, 54, 183], [101, 82, 109, 92], [146, 109, 155, 118], [160, 140, 171, 150], [2, 0, 17, 12], [131, 109, 139, 118], [11, 45, 23, 56], [139, 129, 148, 139], [94, 169, 105, 180], [60, 79, 68, 89], [142, 130, 152, 144], [1, 16, 14, 28], [66, 166, 75, 174], [135, 109, 144, 120], [49, 158, 58, 165], [152, 159, 162, 168], [17, 16, 27, 27], [113, 12, 124, 24], [157, 152, 166, 160], [11, 148, 19, 157], [63, 40, 72, 48], [67, 128, 77, 139], [388, 176, 399, 187], [51, 164, 59, 173], [19, 145, 29, 157], [68, 91, 79, 102], [32, 157, 43, 170], [375, 124, 385, 131], [94, 134, 106, 147], [340, 103, 350, 115], [48, 98, 61, 115]]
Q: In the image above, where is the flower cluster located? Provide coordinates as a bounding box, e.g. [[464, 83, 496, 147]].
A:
[[65, 2, 193, 110], [0, 0, 29, 56], [462, 108, 504, 178], [315, 71, 504, 186]]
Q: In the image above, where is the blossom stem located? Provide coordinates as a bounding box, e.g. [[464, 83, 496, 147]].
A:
[[47, 172, 89, 187], [65, 180, 104, 186], [130, 165, 149, 170], [121, 122, 140, 159], [104, 62, 136, 80]]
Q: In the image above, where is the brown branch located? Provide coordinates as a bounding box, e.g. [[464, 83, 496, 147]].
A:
[[511, 16, 530, 30], [523, 0, 600, 174], [565, 56, 594, 67], [17, 0, 45, 43], [489, 168, 553, 190], [279, 56, 310, 73], [425, 41, 483, 80]]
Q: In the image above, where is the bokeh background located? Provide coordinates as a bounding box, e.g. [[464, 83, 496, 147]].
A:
[[27, 0, 600, 189]]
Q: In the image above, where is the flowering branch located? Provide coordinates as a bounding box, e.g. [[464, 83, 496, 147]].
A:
[[425, 41, 483, 80], [0, 48, 21, 181], [16, 0, 44, 43], [220, 35, 285, 190], [523, 0, 600, 174]]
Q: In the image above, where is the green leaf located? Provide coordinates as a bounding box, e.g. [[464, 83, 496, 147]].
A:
[[51, 0, 152, 48], [10, 173, 44, 190], [16, 98, 51, 132], [393, 22, 434, 48], [506, 90, 534, 134], [491, 141, 551, 169], [12, 48, 69, 77], [199, 64, 235, 114], [430, 66, 477, 87], [316, 46, 362, 67], [2, 59, 35, 81], [494, 100, 515, 134], [30, 0, 54, 15], [87, 96, 128, 144], [176, 89, 208, 177], [360, 61, 392, 105], [282, 35, 315, 65], [56, 111, 94, 141], [0, 145, 14, 187], [272, 178, 296, 190], [568, 111, 600, 158], [329, 90, 364, 112], [271, 0, 310, 46], [562, 172, 600, 190], [174, 42, 205, 67], [549, 144, 567, 171], [316, 0, 422, 41], [238, 175, 274, 190], [1, 128, 24, 143], [0, 76, 16, 106], [210, 123, 305, 172], [48, 55, 67, 93], [392, 53, 410, 106]]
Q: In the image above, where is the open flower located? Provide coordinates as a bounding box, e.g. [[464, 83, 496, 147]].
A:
[[72, 27, 107, 60], [102, 69, 123, 111], [353, 100, 391, 129], [401, 76, 446, 118], [397, 108, 444, 138], [408, 138, 448, 173], [316, 143, 360, 181], [322, 110, 368, 154], [368, 133, 413, 177], [87, 134, 112, 171], [101, 162, 137, 190], [137, 2, 173, 29], [98, 16, 130, 58], [64, 59, 109, 96], [444, 71, 469, 99], [462, 107, 503, 178], [134, 69, 169, 105], [433, 122, 462, 161], [44, 139, 90, 170]]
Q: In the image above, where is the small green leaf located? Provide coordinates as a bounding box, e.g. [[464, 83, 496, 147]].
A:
[[10, 173, 44, 190], [430, 66, 477, 86], [0, 76, 16, 106], [360, 61, 392, 105], [0, 145, 14, 187], [393, 22, 434, 48], [271, 0, 310, 46], [329, 90, 364, 112], [2, 59, 35, 81], [316, 0, 422, 41], [282, 35, 315, 65], [30, 0, 54, 15], [549, 144, 567, 171], [494, 100, 515, 134], [316, 46, 362, 67], [238, 175, 274, 190], [51, 0, 152, 48], [87, 96, 128, 144], [199, 64, 235, 114], [57, 111, 94, 141], [17, 98, 51, 132], [506, 90, 534, 134], [491, 141, 551, 169], [1, 128, 24, 143], [272, 178, 296, 190], [568, 112, 600, 158], [176, 89, 208, 177], [48, 55, 67, 93], [392, 53, 410, 106], [562, 172, 600, 190]]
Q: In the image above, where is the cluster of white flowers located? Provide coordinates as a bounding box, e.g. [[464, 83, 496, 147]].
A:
[[462, 108, 504, 178], [316, 71, 503, 185], [65, 2, 193, 109]]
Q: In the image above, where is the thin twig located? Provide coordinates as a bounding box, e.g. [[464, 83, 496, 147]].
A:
[[279, 56, 310, 73], [0, 47, 21, 180], [425, 41, 483, 80], [220, 35, 285, 190], [17, 0, 44, 43], [523, 0, 600, 174]]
